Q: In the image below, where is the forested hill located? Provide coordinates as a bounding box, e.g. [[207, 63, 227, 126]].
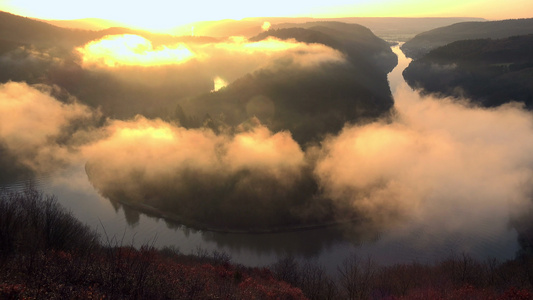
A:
[[403, 34, 533, 108], [401, 18, 533, 59], [185, 22, 396, 147], [0, 10, 94, 47], [422, 35, 533, 63], [251, 22, 397, 73]]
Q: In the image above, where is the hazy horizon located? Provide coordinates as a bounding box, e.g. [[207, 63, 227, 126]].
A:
[[1, 0, 531, 33]]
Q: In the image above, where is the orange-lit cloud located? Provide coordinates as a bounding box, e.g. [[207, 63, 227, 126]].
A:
[[83, 115, 314, 228], [192, 36, 346, 83], [213, 36, 303, 53], [76, 35, 346, 92], [83, 117, 223, 179], [0, 82, 97, 172], [76, 35, 345, 72], [4, 75, 533, 237], [83, 116, 306, 189], [77, 34, 196, 68], [225, 123, 305, 182], [316, 83, 533, 238]]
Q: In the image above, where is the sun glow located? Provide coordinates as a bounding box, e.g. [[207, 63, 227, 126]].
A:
[[216, 37, 302, 53], [117, 125, 175, 141], [262, 21, 272, 31], [212, 76, 228, 92], [77, 34, 196, 68], [77, 34, 344, 73]]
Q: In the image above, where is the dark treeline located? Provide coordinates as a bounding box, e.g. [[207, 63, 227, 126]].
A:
[[1, 188, 533, 299], [403, 34, 533, 108], [0, 187, 307, 299], [85, 160, 335, 231]]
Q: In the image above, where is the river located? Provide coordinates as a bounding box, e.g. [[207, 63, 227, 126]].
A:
[[3, 44, 520, 273]]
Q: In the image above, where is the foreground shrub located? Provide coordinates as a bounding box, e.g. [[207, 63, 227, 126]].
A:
[[0, 187, 99, 258], [0, 187, 308, 299], [0, 246, 307, 299], [271, 253, 533, 300], [2, 187, 533, 299]]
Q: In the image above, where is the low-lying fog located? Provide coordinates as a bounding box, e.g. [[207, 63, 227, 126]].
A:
[[1, 44, 529, 270]]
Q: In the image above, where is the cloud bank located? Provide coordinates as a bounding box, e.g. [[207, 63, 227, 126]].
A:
[[76, 34, 345, 78], [0, 82, 99, 173], [77, 34, 196, 67], [2, 55, 533, 235], [65, 34, 348, 120], [316, 84, 533, 237], [83, 116, 327, 229]]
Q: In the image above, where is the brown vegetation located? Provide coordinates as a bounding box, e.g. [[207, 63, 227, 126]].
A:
[[1, 187, 533, 299], [271, 253, 533, 299], [0, 187, 306, 299]]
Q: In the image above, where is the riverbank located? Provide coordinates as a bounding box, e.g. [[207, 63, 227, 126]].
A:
[[117, 199, 362, 234]]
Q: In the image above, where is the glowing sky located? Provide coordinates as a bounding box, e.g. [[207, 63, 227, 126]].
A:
[[77, 34, 196, 67], [1, 0, 531, 32]]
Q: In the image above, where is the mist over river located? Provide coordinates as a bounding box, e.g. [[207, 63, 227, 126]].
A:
[[3, 45, 521, 273]]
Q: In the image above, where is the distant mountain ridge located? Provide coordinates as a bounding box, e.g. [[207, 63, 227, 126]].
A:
[[36, 13, 485, 42], [401, 18, 533, 59], [43, 18, 128, 31], [270, 17, 486, 42], [0, 11, 214, 50], [171, 17, 484, 40], [0, 10, 94, 47]]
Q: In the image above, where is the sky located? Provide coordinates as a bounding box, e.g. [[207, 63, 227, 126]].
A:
[[1, 0, 532, 31]]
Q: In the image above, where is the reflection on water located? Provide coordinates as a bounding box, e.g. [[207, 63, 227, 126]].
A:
[[2, 44, 521, 273], [388, 44, 412, 93]]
